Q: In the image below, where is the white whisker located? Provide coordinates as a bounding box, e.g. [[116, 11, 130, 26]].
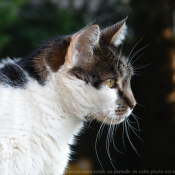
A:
[[130, 42, 151, 63], [124, 120, 140, 156], [131, 114, 141, 136], [133, 62, 153, 70], [126, 120, 143, 142], [95, 115, 110, 170], [106, 116, 117, 171], [112, 123, 125, 154], [122, 122, 127, 151], [128, 33, 146, 61], [131, 51, 147, 66], [136, 102, 145, 108], [127, 119, 141, 132], [86, 108, 110, 127]]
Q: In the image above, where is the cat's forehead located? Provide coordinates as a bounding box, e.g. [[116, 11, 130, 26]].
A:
[[94, 41, 118, 61], [72, 41, 132, 82], [92, 41, 132, 79]]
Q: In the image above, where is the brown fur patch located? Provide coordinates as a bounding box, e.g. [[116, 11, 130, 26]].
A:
[[46, 37, 71, 72], [45, 37, 71, 72], [32, 36, 71, 81], [34, 56, 49, 81]]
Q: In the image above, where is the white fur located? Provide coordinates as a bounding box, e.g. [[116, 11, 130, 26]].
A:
[[0, 58, 132, 174], [111, 23, 127, 46]]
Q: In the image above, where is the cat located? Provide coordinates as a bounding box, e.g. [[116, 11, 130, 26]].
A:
[[0, 18, 136, 175]]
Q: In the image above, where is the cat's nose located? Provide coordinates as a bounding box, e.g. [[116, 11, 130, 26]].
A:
[[123, 92, 136, 110], [124, 96, 136, 109], [129, 99, 136, 109]]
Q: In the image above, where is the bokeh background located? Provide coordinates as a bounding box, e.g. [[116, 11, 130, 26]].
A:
[[1, 0, 175, 174]]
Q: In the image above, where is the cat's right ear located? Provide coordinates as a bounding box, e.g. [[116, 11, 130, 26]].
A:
[[67, 24, 100, 66], [101, 17, 127, 46]]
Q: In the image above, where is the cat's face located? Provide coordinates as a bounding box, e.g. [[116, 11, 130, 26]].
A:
[[58, 18, 136, 125]]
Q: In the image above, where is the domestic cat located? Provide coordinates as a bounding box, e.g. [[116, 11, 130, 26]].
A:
[[0, 18, 136, 175]]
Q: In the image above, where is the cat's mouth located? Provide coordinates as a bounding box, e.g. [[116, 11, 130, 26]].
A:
[[114, 107, 131, 123], [86, 106, 132, 125], [115, 104, 130, 115], [115, 108, 127, 116]]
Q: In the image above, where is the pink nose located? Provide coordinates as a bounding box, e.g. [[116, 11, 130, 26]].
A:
[[129, 100, 136, 109]]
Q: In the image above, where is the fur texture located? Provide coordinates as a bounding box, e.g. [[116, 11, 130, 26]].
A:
[[0, 19, 136, 175]]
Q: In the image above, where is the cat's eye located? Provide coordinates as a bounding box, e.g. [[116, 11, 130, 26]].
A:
[[105, 79, 116, 88]]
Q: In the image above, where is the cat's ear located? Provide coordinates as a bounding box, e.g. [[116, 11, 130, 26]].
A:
[[101, 17, 127, 46], [67, 24, 100, 65]]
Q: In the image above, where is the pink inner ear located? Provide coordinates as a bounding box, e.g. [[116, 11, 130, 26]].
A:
[[68, 24, 100, 64], [111, 23, 127, 46], [101, 18, 127, 46], [75, 43, 82, 53]]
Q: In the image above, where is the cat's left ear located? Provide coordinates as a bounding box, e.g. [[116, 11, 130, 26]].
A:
[[101, 17, 127, 46], [67, 24, 100, 66]]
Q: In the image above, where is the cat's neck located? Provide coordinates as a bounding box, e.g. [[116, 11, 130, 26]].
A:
[[0, 68, 84, 174]]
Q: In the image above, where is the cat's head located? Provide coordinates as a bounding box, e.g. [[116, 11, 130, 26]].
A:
[[56, 18, 136, 125]]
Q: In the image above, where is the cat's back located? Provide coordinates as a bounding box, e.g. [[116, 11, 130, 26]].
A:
[[0, 58, 32, 120], [0, 58, 28, 89], [0, 59, 36, 174], [0, 58, 28, 119]]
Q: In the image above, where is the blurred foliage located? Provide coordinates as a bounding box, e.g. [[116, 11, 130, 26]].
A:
[[0, 0, 24, 54], [0, 0, 84, 58]]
